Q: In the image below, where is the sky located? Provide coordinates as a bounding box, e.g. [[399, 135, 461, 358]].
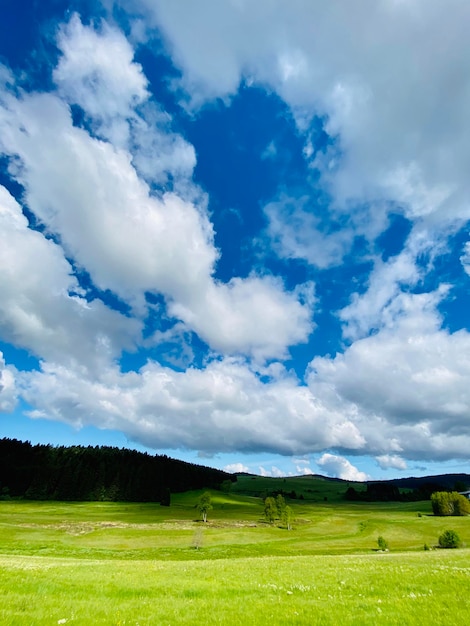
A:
[[1, 0, 470, 482]]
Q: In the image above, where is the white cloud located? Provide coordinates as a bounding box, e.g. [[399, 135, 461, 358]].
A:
[[54, 14, 148, 129], [0, 185, 139, 372], [264, 195, 355, 269], [224, 462, 250, 474], [339, 224, 453, 341], [0, 13, 316, 362], [317, 453, 368, 482], [170, 277, 315, 361], [461, 241, 470, 276], [259, 465, 285, 478], [134, 0, 470, 245], [339, 249, 422, 341], [19, 357, 364, 455], [309, 290, 470, 460], [54, 15, 197, 189], [2, 5, 470, 471], [293, 457, 314, 475], [295, 465, 314, 476], [376, 455, 407, 471], [0, 72, 312, 360], [0, 352, 17, 412]]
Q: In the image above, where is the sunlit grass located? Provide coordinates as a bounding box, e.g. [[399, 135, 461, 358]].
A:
[[0, 551, 469, 625], [0, 494, 469, 624]]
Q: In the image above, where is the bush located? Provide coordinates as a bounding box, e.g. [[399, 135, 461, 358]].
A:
[[438, 529, 461, 549], [431, 491, 470, 516], [377, 536, 388, 551]]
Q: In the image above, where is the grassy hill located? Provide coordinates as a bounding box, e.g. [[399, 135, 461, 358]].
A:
[[0, 488, 468, 560], [231, 473, 357, 502], [231, 471, 470, 503], [0, 493, 469, 624]]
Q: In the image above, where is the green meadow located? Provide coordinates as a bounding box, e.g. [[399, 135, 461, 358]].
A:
[[0, 477, 469, 625]]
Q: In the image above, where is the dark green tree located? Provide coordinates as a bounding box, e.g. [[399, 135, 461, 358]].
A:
[[160, 487, 171, 507], [438, 529, 461, 549], [220, 479, 232, 494], [377, 536, 389, 551]]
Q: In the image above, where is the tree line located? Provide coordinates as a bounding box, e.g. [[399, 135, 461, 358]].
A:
[[0, 438, 235, 503], [344, 480, 469, 503]]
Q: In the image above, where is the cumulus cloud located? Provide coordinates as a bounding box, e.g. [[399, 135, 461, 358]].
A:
[[224, 462, 250, 474], [339, 249, 422, 341], [0, 20, 313, 360], [2, 4, 470, 472], [20, 357, 364, 455], [0, 185, 139, 372], [133, 0, 470, 251], [295, 465, 314, 476], [264, 194, 355, 269], [0, 352, 17, 412], [0, 88, 216, 313], [376, 455, 407, 471], [54, 13, 148, 129], [170, 277, 315, 361], [54, 15, 197, 188], [317, 453, 369, 482], [259, 466, 285, 478], [309, 290, 470, 460]]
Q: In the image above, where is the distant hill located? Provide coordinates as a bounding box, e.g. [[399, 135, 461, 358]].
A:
[[0, 438, 234, 503], [232, 471, 470, 503], [290, 472, 470, 488], [2, 437, 468, 504], [385, 473, 470, 490]]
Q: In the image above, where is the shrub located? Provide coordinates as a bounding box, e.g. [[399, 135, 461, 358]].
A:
[[377, 536, 388, 551], [438, 529, 461, 549], [431, 491, 470, 516]]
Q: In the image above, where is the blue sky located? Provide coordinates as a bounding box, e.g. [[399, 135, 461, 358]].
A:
[[1, 0, 470, 481]]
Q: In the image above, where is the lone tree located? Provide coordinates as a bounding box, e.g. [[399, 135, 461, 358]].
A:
[[264, 496, 277, 523], [276, 494, 286, 518], [198, 491, 212, 522], [282, 504, 293, 530]]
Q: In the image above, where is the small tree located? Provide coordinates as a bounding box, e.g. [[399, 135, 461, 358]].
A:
[[282, 504, 293, 530], [438, 529, 461, 549], [197, 491, 212, 522], [377, 536, 389, 551], [264, 496, 277, 523], [276, 494, 286, 519], [192, 527, 204, 550]]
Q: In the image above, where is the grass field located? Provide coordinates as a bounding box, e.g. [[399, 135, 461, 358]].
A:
[[0, 483, 469, 624]]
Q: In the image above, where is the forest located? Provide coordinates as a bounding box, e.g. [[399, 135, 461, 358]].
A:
[[0, 438, 234, 503]]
